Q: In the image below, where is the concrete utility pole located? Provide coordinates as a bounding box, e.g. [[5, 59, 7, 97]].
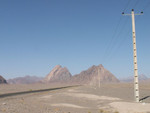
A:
[[122, 9, 143, 102], [98, 68, 100, 88]]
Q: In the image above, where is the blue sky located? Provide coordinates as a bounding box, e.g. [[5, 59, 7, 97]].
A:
[[0, 0, 150, 79]]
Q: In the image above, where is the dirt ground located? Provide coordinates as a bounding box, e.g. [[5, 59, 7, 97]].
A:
[[0, 82, 150, 113]]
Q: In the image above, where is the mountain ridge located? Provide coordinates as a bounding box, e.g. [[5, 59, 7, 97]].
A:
[[43, 65, 72, 83], [5, 64, 120, 85], [71, 64, 119, 85], [0, 75, 7, 84], [119, 74, 149, 82], [7, 75, 43, 84]]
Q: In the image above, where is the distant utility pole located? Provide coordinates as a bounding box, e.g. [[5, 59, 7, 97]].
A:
[[98, 68, 100, 88], [122, 9, 143, 102]]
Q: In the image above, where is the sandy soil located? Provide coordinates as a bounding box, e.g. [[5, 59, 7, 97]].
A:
[[110, 102, 150, 113], [0, 83, 150, 113]]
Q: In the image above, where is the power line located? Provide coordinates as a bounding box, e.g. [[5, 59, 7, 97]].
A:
[[101, 0, 146, 65], [102, 0, 149, 63], [133, 0, 140, 9], [102, 0, 132, 63], [102, 16, 122, 62], [108, 18, 129, 57], [107, 0, 148, 63], [132, 0, 150, 23], [109, 29, 131, 61], [103, 17, 129, 63], [142, 0, 150, 11], [123, 0, 132, 12]]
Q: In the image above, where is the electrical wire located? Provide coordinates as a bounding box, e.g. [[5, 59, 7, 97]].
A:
[[109, 29, 131, 62], [102, 16, 122, 63], [142, 0, 150, 11], [102, 0, 132, 63], [105, 17, 129, 63], [101, 0, 147, 65], [123, 0, 132, 12], [133, 0, 140, 9]]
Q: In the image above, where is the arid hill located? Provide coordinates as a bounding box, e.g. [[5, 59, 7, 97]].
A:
[[71, 64, 119, 85], [0, 75, 7, 84], [119, 74, 149, 82], [7, 75, 43, 84], [43, 64, 119, 85], [43, 65, 72, 83]]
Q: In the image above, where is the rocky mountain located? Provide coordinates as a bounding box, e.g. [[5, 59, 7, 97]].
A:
[[44, 65, 72, 83], [7, 75, 43, 84], [120, 74, 149, 82], [0, 75, 7, 84], [43, 64, 119, 85], [71, 64, 119, 85]]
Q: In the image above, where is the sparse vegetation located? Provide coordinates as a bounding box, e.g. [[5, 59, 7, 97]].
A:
[[29, 89, 32, 91], [114, 111, 119, 113], [99, 109, 119, 113], [99, 109, 104, 113]]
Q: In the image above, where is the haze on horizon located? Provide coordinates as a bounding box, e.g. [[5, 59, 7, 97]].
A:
[[0, 0, 150, 79]]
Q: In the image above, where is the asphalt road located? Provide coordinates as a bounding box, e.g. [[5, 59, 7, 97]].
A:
[[0, 85, 79, 98]]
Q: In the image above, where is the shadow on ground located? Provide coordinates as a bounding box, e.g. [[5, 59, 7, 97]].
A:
[[140, 96, 150, 101]]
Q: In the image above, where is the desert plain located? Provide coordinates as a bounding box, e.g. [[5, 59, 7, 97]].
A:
[[0, 82, 150, 113]]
